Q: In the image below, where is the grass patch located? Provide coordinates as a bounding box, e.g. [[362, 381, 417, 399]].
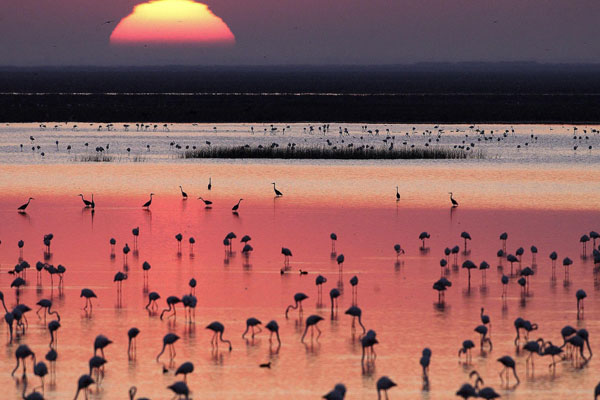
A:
[[74, 154, 114, 162], [181, 145, 483, 160]]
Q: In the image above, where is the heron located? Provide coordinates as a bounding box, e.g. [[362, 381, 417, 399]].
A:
[[449, 192, 458, 207], [272, 182, 283, 197], [396, 186, 400, 201], [198, 197, 212, 206], [18, 197, 34, 212], [208, 177, 212, 190], [78, 194, 92, 207], [179, 186, 188, 199], [142, 193, 154, 209], [232, 198, 243, 212]]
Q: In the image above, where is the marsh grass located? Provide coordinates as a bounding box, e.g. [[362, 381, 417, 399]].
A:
[[74, 154, 114, 162], [181, 145, 483, 160]]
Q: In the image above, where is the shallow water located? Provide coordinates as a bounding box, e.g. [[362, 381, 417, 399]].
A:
[[0, 127, 599, 399]]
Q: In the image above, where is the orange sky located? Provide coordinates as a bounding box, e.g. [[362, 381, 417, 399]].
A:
[[110, 0, 235, 45]]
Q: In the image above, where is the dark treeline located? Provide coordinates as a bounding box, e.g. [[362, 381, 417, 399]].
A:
[[2, 64, 600, 94], [1, 93, 600, 123], [1, 64, 600, 123]]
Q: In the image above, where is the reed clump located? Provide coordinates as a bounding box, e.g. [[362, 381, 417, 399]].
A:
[[74, 154, 114, 162], [181, 145, 483, 160]]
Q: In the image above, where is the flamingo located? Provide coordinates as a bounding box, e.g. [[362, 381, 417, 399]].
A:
[[330, 288, 340, 318], [323, 383, 347, 400], [361, 330, 378, 362], [419, 232, 430, 249], [242, 317, 262, 339], [129, 386, 150, 400], [175, 361, 194, 382], [74, 374, 95, 400], [301, 315, 324, 343], [345, 306, 366, 335], [376, 376, 397, 400], [48, 320, 60, 348], [168, 381, 189, 400], [208, 177, 212, 190], [330, 233, 337, 252], [316, 275, 327, 300], [480, 308, 491, 335], [94, 335, 112, 358], [498, 355, 520, 385], [396, 186, 400, 201], [145, 292, 160, 311], [265, 320, 281, 346], [458, 340, 475, 363], [281, 247, 292, 266], [576, 289, 587, 319], [12, 344, 35, 378], [160, 296, 181, 320], [336, 253, 345, 272], [80, 289, 97, 311], [420, 348, 431, 385], [127, 327, 140, 359], [523, 338, 544, 371], [285, 292, 308, 318], [156, 333, 180, 361], [474, 325, 492, 350], [206, 321, 232, 351]]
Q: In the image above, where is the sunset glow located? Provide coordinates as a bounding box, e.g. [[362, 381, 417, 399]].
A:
[[110, 0, 235, 45]]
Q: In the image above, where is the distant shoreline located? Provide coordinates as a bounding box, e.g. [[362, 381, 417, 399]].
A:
[[1, 93, 600, 123]]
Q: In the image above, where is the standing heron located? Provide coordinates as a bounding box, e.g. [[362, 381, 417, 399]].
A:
[[142, 193, 154, 209], [396, 186, 400, 201], [232, 198, 243, 212], [208, 177, 212, 190], [198, 197, 212, 207], [18, 197, 34, 212], [449, 192, 458, 207], [78, 194, 92, 207], [272, 182, 283, 197], [179, 186, 188, 199]]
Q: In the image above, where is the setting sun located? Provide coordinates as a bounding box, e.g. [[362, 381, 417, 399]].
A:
[[110, 0, 235, 46]]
